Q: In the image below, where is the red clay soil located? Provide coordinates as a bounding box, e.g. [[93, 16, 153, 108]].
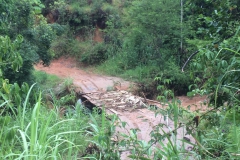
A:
[[35, 56, 130, 92], [35, 56, 208, 159]]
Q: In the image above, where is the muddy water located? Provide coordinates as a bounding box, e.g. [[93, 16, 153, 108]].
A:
[[35, 56, 207, 159]]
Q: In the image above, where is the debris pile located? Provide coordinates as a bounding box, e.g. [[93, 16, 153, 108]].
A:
[[80, 90, 148, 111]]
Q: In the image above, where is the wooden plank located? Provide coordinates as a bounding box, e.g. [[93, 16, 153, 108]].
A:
[[108, 108, 121, 115]]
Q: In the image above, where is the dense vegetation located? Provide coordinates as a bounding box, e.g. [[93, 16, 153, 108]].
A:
[[0, 0, 240, 159]]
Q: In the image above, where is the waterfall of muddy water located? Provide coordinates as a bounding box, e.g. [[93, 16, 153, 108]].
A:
[[35, 57, 208, 159]]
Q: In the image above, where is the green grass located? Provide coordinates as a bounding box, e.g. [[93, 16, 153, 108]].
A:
[[97, 58, 159, 83], [0, 83, 105, 159], [33, 70, 62, 90], [0, 71, 119, 159], [96, 58, 124, 76], [2, 101, 92, 159]]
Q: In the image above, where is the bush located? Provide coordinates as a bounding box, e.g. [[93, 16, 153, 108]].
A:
[[81, 43, 107, 65], [51, 32, 93, 59], [163, 62, 193, 95]]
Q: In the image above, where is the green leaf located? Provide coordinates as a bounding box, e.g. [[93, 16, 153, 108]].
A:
[[139, 157, 151, 160], [187, 92, 195, 97], [157, 85, 164, 90], [2, 80, 10, 94], [14, 83, 20, 93], [121, 121, 127, 128], [33, 6, 42, 14], [206, 51, 210, 60]]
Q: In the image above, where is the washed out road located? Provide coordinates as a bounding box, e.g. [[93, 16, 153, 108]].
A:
[[35, 56, 207, 159]]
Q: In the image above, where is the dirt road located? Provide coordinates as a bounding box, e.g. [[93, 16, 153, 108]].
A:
[[35, 56, 207, 159]]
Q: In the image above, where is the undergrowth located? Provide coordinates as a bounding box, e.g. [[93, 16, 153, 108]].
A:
[[0, 72, 114, 159], [33, 70, 62, 90], [1, 84, 87, 159], [97, 59, 192, 98]]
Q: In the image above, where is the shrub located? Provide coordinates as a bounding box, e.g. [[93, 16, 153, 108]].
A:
[[81, 42, 107, 65], [163, 62, 193, 95]]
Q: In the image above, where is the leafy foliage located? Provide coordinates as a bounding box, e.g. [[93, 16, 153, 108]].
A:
[[0, 35, 23, 74], [0, 0, 57, 84], [88, 110, 119, 159], [81, 42, 108, 65], [189, 28, 240, 107], [186, 0, 240, 42], [0, 35, 35, 116], [122, 0, 183, 68], [182, 1, 240, 159]]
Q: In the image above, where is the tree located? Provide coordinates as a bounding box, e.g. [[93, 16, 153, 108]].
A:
[[185, 0, 240, 43], [185, 0, 240, 107], [121, 0, 188, 69], [0, 35, 31, 114], [0, 0, 56, 84]]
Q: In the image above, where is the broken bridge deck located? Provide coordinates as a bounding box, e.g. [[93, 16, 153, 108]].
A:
[[79, 90, 154, 114], [77, 89, 194, 159]]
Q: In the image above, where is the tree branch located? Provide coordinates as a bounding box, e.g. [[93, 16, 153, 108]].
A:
[[181, 50, 199, 72]]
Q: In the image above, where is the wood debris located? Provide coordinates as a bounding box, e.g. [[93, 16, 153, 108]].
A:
[[80, 90, 153, 111]]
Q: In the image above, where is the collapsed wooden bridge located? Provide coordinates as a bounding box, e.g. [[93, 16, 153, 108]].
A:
[[78, 89, 165, 115], [35, 57, 196, 159]]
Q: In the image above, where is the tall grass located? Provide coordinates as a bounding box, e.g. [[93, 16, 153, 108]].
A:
[[87, 109, 120, 159], [0, 83, 101, 159], [33, 71, 61, 90]]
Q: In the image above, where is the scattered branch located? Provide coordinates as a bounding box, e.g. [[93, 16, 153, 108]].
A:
[[182, 50, 199, 72]]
